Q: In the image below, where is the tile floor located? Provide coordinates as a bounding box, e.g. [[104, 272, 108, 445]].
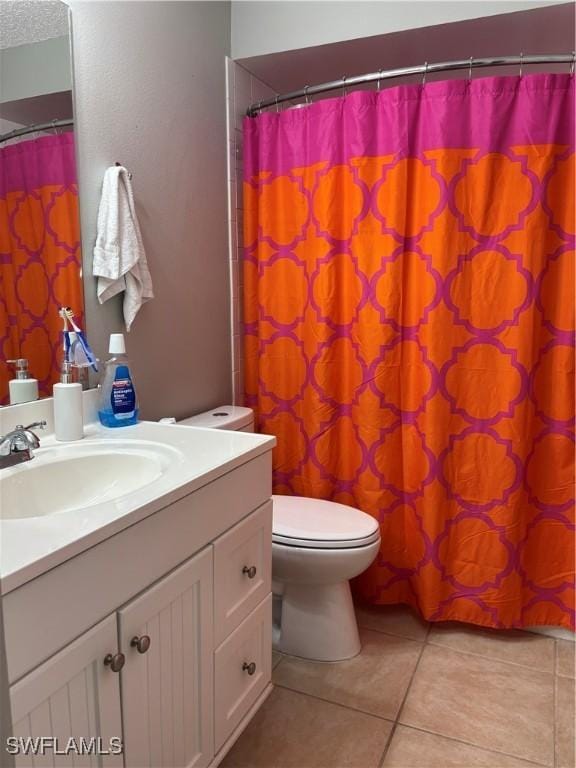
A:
[[221, 606, 575, 768]]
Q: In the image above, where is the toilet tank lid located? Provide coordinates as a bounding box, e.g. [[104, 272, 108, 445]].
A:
[[178, 405, 254, 430]]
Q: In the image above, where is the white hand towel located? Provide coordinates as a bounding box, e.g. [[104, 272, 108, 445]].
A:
[[92, 165, 154, 331]]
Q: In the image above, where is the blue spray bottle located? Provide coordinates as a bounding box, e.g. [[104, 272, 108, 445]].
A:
[[98, 334, 139, 427]]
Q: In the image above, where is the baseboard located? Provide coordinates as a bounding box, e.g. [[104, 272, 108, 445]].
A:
[[526, 626, 575, 642], [209, 683, 274, 767]]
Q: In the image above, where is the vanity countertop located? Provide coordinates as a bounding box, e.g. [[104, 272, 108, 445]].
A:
[[0, 421, 275, 595]]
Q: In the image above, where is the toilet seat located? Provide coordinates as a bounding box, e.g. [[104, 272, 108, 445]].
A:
[[272, 532, 381, 549], [272, 495, 380, 550]]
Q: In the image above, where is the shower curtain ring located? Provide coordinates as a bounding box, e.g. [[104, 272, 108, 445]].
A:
[[377, 69, 383, 91], [275, 94, 280, 113], [468, 57, 474, 82], [519, 52, 524, 79], [422, 62, 428, 87], [304, 85, 311, 105], [342, 76, 348, 97], [570, 51, 575, 76]]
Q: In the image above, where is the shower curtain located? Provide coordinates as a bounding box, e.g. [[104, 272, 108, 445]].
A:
[[0, 133, 83, 403], [243, 73, 575, 630]]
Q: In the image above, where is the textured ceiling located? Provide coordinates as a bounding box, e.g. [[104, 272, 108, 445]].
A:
[[0, 0, 69, 50]]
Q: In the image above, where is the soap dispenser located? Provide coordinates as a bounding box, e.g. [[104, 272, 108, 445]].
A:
[[98, 334, 139, 427], [7, 358, 39, 404], [53, 361, 84, 441]]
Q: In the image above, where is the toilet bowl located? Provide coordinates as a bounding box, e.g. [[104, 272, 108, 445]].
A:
[[272, 494, 380, 660], [175, 406, 381, 661]]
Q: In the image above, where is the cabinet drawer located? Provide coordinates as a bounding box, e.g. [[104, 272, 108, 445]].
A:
[[214, 501, 272, 644], [214, 595, 272, 752]]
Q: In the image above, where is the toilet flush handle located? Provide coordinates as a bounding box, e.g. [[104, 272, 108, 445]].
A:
[[242, 565, 257, 579]]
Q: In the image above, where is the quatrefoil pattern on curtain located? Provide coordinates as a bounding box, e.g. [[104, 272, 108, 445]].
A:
[[243, 75, 575, 630]]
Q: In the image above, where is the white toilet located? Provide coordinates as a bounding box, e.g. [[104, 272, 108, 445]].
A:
[[177, 406, 381, 661]]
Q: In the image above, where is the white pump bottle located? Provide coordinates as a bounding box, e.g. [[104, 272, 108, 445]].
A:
[[53, 361, 84, 441]]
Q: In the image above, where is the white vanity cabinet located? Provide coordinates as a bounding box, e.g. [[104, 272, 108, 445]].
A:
[[5, 450, 274, 768]]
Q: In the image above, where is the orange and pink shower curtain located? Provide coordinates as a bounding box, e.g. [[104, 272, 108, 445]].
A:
[[243, 74, 575, 630], [0, 133, 83, 403]]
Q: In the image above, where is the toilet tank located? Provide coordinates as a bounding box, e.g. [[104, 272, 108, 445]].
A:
[[178, 405, 254, 433]]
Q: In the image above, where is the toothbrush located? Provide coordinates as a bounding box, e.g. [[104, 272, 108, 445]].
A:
[[62, 307, 99, 372], [58, 307, 72, 363]]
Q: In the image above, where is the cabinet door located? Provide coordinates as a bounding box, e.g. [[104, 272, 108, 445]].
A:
[[118, 548, 213, 768], [9, 615, 123, 768]]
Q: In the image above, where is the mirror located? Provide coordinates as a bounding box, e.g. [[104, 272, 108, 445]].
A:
[[0, 0, 84, 406]]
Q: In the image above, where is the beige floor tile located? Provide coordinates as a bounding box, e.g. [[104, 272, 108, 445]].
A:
[[273, 629, 422, 720], [355, 603, 429, 641], [556, 676, 576, 768], [556, 639, 576, 678], [400, 645, 555, 766], [383, 725, 544, 767], [272, 651, 283, 670], [220, 686, 393, 768], [428, 622, 555, 672]]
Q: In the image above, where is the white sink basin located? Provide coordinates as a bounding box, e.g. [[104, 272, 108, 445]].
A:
[[0, 420, 275, 594], [0, 440, 182, 520]]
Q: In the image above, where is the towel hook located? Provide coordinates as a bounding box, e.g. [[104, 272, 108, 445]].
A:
[[422, 62, 429, 87], [519, 52, 524, 79], [115, 161, 133, 180]]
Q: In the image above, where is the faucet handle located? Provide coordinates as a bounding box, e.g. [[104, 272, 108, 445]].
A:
[[14, 421, 46, 451], [22, 421, 46, 431]]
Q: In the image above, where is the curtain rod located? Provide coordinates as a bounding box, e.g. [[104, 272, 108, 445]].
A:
[[0, 118, 74, 144], [246, 53, 575, 116]]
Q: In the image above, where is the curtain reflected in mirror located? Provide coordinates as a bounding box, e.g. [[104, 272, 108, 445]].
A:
[[0, 132, 83, 403], [0, 0, 84, 405]]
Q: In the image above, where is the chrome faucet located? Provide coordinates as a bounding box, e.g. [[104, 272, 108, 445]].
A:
[[0, 421, 47, 469]]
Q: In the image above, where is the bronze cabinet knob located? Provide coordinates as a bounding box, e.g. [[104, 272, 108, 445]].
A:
[[103, 652, 125, 673], [130, 635, 151, 654]]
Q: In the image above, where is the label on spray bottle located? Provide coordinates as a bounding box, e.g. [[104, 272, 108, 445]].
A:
[[110, 365, 136, 419]]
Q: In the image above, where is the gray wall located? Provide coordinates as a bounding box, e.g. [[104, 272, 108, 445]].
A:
[[0, 36, 71, 104], [239, 3, 575, 95], [231, 0, 566, 58], [68, 1, 232, 421]]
